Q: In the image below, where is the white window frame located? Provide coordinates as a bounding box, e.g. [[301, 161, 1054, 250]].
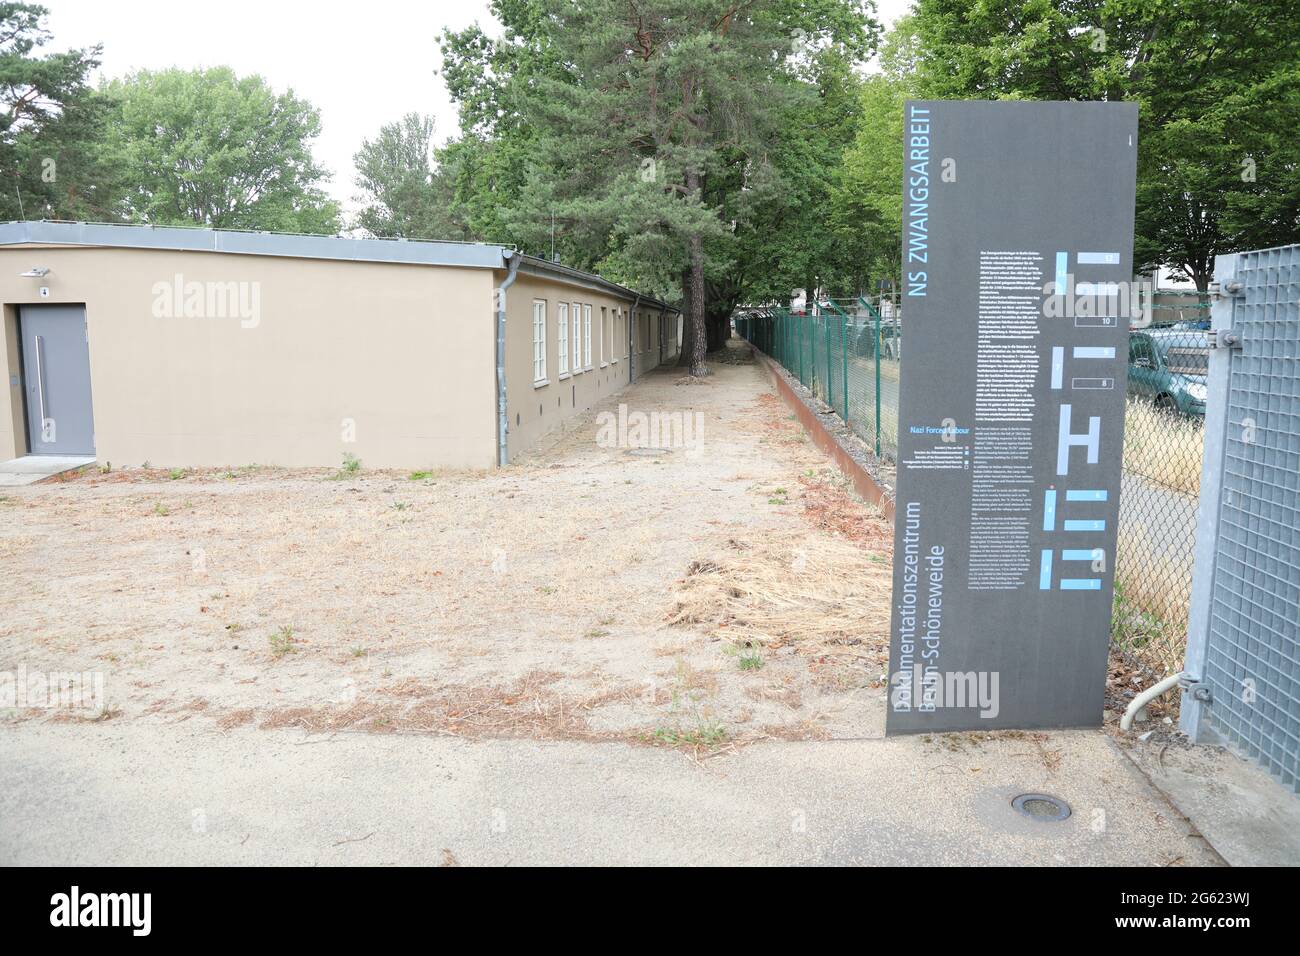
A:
[[600, 307, 609, 367], [532, 299, 548, 386], [571, 301, 582, 374], [611, 309, 620, 363], [583, 304, 593, 370], [557, 302, 570, 377]]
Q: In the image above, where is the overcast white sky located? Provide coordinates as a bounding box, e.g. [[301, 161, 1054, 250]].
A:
[[44, 0, 915, 213]]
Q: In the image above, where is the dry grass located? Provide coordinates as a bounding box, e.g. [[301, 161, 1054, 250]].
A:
[[256, 670, 639, 740], [1112, 527, 1192, 676], [665, 533, 892, 652], [795, 473, 888, 544], [1122, 398, 1204, 496]]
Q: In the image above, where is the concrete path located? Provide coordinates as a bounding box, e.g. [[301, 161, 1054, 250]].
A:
[[1125, 739, 1300, 867], [0, 455, 95, 486], [0, 722, 1219, 866]]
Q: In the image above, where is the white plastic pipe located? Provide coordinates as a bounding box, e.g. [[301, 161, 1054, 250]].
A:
[[1120, 672, 1185, 731]]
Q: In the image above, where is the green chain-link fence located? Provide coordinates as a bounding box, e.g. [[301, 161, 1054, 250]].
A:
[[736, 297, 901, 460], [737, 291, 1210, 684], [1113, 314, 1209, 681]]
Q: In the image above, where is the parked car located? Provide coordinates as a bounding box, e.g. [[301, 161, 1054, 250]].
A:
[[1127, 329, 1209, 417]]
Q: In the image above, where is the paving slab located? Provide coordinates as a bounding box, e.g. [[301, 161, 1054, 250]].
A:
[[0, 455, 95, 486], [1123, 736, 1300, 867]]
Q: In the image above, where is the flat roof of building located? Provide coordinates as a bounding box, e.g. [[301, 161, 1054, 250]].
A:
[[0, 220, 678, 312]]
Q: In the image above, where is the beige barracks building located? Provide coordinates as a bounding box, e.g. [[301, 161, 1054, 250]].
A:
[[0, 221, 681, 470]]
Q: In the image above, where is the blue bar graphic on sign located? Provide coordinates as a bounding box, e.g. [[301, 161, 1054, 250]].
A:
[[1063, 519, 1106, 532], [1066, 490, 1108, 502]]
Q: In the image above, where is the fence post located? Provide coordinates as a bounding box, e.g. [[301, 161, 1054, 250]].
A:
[[825, 314, 832, 405], [798, 311, 805, 385], [842, 316, 849, 419], [1179, 252, 1238, 741], [821, 299, 852, 418], [858, 296, 884, 458], [874, 309, 882, 457], [784, 310, 790, 370]]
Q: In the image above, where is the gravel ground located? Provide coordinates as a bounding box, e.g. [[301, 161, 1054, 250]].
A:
[[0, 346, 893, 745]]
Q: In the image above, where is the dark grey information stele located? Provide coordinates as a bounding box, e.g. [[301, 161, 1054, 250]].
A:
[[886, 100, 1139, 734]]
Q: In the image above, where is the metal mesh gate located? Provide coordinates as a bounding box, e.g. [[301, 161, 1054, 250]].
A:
[[1182, 244, 1300, 792]]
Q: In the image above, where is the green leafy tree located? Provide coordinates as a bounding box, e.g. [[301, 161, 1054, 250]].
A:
[[437, 0, 569, 247], [721, 34, 870, 323], [104, 67, 340, 232], [352, 113, 467, 239], [829, 19, 919, 297], [908, 0, 1300, 289], [441, 0, 877, 373], [0, 2, 118, 220]]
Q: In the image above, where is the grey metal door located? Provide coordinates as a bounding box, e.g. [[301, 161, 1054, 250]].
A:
[[1182, 245, 1300, 792], [19, 305, 95, 455]]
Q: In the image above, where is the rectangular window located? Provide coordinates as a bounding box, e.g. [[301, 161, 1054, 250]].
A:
[[557, 302, 569, 376], [571, 301, 582, 374], [612, 309, 619, 362], [532, 299, 547, 385], [625, 311, 631, 359], [601, 307, 609, 366], [583, 305, 592, 369]]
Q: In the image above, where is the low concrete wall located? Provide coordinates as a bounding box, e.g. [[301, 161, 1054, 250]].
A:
[[756, 350, 895, 520]]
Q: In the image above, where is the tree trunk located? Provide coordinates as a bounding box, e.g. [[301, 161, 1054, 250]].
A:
[[685, 167, 706, 376], [704, 308, 729, 352], [1191, 261, 1211, 293], [677, 265, 694, 367], [688, 231, 707, 374]]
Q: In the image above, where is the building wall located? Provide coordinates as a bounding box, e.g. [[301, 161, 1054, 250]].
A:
[[0, 245, 498, 469], [503, 270, 677, 461]]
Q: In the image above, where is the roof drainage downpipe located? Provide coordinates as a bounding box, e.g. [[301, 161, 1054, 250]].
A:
[[1120, 672, 1187, 732], [495, 250, 522, 467]]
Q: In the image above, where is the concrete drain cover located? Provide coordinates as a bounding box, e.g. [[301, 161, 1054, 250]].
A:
[[1011, 793, 1072, 822], [623, 448, 672, 457]]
